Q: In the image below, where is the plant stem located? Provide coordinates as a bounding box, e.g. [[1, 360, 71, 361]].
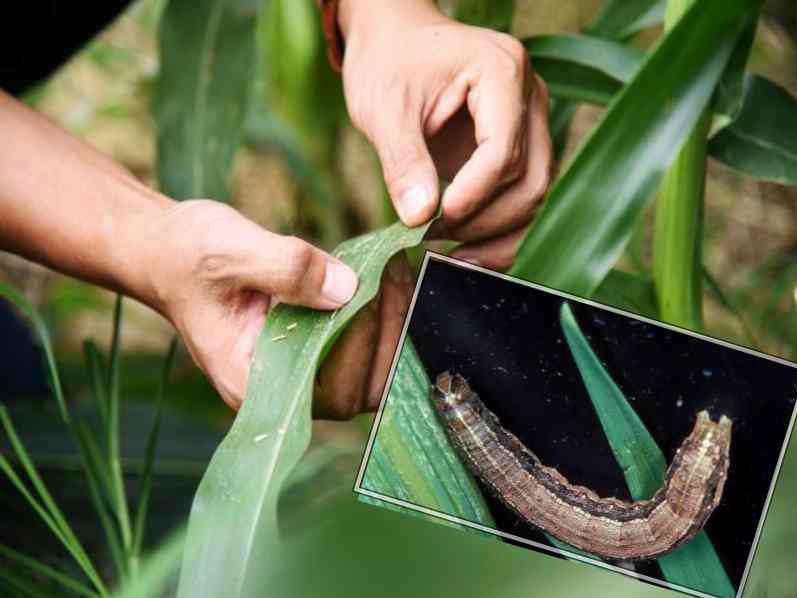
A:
[[652, 0, 710, 330]]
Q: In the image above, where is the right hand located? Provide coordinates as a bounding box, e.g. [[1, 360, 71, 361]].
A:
[[140, 200, 414, 418]]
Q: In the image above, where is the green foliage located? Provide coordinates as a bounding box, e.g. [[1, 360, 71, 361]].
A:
[[709, 75, 797, 184], [560, 303, 734, 597], [361, 340, 495, 528], [154, 0, 259, 200], [452, 0, 516, 32], [177, 217, 435, 598], [0, 284, 177, 596], [509, 0, 758, 295], [525, 34, 643, 105], [587, 0, 666, 39]]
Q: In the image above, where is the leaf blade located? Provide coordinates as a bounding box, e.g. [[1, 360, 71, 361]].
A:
[[177, 219, 434, 598], [155, 0, 258, 201], [509, 0, 757, 295]]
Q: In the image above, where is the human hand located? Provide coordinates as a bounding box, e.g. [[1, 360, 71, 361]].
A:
[[141, 200, 414, 417], [339, 0, 552, 270]]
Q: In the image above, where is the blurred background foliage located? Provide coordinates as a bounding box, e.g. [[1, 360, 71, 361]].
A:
[[1, 0, 797, 596]]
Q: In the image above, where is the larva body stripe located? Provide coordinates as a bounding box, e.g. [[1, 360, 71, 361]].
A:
[[430, 372, 732, 561]]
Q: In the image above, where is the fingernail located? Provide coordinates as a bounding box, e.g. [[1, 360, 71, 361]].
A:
[[322, 260, 358, 305], [398, 184, 431, 224]]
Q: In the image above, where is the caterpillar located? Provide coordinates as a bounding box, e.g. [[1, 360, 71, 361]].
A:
[[430, 371, 732, 561]]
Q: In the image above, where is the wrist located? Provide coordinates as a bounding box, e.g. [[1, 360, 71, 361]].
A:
[[338, 0, 440, 41], [109, 184, 176, 317]]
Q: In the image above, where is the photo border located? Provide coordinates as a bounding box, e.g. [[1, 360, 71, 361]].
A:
[[353, 251, 797, 598]]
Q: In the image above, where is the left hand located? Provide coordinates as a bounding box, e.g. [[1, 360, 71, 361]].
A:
[[338, 0, 553, 270]]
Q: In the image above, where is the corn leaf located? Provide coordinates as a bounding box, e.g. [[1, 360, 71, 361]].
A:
[[588, 0, 666, 39], [560, 303, 734, 597], [509, 0, 759, 295], [155, 0, 258, 200], [709, 75, 797, 184], [593, 269, 659, 319], [360, 340, 495, 527], [177, 218, 434, 598], [452, 0, 516, 32], [526, 32, 797, 185], [525, 34, 643, 105]]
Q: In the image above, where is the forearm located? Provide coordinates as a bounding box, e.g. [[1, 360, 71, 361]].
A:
[[0, 90, 170, 310]]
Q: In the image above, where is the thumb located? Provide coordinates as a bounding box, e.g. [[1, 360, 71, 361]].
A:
[[372, 118, 439, 227], [237, 230, 358, 310]]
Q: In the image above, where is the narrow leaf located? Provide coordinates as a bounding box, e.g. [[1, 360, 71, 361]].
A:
[[452, 0, 515, 32], [560, 303, 734, 597], [177, 218, 434, 598], [593, 269, 659, 318], [74, 421, 128, 579], [0, 283, 70, 425], [132, 338, 178, 560], [709, 75, 797, 184], [0, 544, 102, 598], [587, 0, 666, 39], [83, 341, 109, 426], [361, 340, 496, 528], [155, 0, 258, 200], [525, 34, 643, 105], [509, 0, 756, 295], [106, 296, 132, 558], [526, 32, 796, 186], [0, 408, 107, 596]]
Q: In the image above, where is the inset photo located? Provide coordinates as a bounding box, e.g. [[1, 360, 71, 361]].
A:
[[355, 253, 797, 598]]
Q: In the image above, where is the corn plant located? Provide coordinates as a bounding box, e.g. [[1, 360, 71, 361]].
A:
[[155, 0, 797, 595], [5, 0, 797, 596], [0, 285, 177, 597]]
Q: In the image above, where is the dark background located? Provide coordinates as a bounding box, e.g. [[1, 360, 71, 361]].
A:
[[407, 256, 797, 590]]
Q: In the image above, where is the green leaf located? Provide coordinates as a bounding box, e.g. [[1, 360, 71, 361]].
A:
[[177, 218, 434, 598], [0, 283, 70, 425], [452, 0, 516, 32], [709, 75, 797, 184], [587, 0, 666, 39], [652, 108, 711, 331], [132, 338, 178, 564], [360, 340, 495, 528], [106, 296, 132, 561], [83, 341, 109, 426], [525, 32, 797, 186], [711, 13, 757, 132], [0, 544, 101, 598], [525, 34, 643, 105], [113, 527, 186, 598], [154, 0, 258, 200], [0, 408, 107, 596], [560, 303, 734, 597], [508, 0, 757, 296], [593, 269, 659, 318]]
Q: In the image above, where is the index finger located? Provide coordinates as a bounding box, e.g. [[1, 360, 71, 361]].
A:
[[441, 43, 532, 226]]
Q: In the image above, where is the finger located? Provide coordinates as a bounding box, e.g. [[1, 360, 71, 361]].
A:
[[188, 290, 269, 411], [441, 38, 531, 227], [369, 99, 440, 227], [446, 74, 552, 243], [366, 255, 415, 410], [451, 226, 529, 272], [313, 293, 381, 420], [234, 231, 358, 310]]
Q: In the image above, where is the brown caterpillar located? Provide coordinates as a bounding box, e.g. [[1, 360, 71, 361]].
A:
[[430, 372, 732, 560]]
